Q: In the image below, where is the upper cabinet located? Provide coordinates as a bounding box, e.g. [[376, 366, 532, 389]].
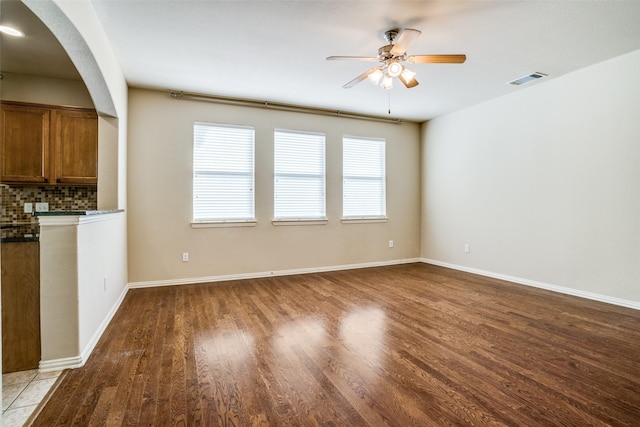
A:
[[53, 109, 98, 185], [0, 103, 51, 184], [1, 101, 98, 186]]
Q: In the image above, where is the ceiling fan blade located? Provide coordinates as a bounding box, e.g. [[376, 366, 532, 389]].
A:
[[343, 68, 377, 89], [327, 56, 377, 62], [390, 28, 422, 56], [398, 73, 419, 89], [407, 54, 467, 64]]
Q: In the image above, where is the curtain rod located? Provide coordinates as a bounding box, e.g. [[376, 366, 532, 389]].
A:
[[169, 91, 403, 125]]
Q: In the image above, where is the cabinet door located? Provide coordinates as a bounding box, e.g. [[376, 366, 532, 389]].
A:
[[54, 109, 98, 184], [2, 242, 41, 373], [0, 105, 50, 183]]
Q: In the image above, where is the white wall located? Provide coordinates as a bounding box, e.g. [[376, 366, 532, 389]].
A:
[[422, 49, 640, 306], [39, 213, 127, 368], [127, 88, 421, 284], [77, 214, 127, 358]]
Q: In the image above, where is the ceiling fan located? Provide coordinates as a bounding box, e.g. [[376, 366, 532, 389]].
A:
[[327, 28, 466, 89]]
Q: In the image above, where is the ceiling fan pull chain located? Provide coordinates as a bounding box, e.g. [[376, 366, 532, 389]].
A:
[[388, 90, 391, 115]]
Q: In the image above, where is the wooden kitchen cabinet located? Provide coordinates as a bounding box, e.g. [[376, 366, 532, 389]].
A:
[[1, 241, 41, 373], [0, 103, 51, 184], [53, 109, 98, 184], [0, 101, 98, 185]]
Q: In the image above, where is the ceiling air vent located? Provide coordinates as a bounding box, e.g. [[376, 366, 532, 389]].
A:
[[508, 72, 547, 86]]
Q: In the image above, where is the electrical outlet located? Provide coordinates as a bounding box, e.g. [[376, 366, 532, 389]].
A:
[[182, 252, 189, 262], [464, 244, 470, 253], [24, 202, 33, 213], [388, 240, 394, 248], [35, 202, 49, 212], [103, 277, 107, 292]]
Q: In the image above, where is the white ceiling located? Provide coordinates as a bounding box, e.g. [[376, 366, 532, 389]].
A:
[[3, 1, 640, 122]]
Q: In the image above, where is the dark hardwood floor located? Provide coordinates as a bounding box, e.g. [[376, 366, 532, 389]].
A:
[[33, 263, 640, 426]]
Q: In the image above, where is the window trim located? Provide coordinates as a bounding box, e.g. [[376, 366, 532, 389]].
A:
[[340, 217, 388, 224], [272, 218, 328, 226], [191, 219, 257, 228]]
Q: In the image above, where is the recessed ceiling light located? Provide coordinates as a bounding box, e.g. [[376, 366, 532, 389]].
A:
[[0, 25, 25, 37]]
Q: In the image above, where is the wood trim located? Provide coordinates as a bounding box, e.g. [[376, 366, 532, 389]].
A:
[[25, 370, 70, 427], [1, 100, 96, 114], [55, 177, 98, 184]]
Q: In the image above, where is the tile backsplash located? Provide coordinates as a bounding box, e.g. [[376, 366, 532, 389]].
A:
[[1, 185, 97, 239]]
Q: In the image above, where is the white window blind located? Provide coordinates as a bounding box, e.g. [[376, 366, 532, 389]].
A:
[[343, 136, 386, 218], [274, 129, 326, 220], [193, 122, 255, 221]]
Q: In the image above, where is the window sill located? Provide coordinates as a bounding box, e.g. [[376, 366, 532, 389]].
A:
[[272, 218, 328, 226], [341, 217, 388, 224], [191, 220, 257, 228]]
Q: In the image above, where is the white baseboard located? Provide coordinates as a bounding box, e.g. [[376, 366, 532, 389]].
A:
[[39, 285, 129, 373], [39, 258, 636, 373], [78, 284, 129, 364], [421, 258, 640, 311], [128, 258, 422, 289], [39, 355, 84, 372]]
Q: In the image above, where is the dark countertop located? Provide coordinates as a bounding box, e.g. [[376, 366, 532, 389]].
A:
[[1, 236, 39, 243], [34, 209, 124, 216], [1, 223, 39, 242], [2, 210, 123, 241]]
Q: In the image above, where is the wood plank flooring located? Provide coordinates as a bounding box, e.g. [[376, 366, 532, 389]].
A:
[[33, 263, 640, 426]]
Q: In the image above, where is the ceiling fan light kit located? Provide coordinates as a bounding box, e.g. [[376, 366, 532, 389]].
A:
[[381, 75, 394, 90], [327, 28, 466, 90], [367, 68, 384, 85], [387, 61, 403, 77]]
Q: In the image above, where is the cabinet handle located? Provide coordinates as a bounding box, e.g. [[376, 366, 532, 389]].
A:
[[56, 178, 61, 183]]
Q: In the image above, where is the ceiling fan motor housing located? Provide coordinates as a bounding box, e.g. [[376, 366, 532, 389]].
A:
[[384, 29, 400, 44], [378, 44, 403, 62]]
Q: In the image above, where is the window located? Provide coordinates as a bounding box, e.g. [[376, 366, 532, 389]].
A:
[[343, 136, 386, 219], [274, 129, 326, 220], [193, 122, 254, 222]]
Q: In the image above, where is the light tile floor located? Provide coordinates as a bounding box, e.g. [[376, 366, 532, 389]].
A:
[[2, 369, 62, 427]]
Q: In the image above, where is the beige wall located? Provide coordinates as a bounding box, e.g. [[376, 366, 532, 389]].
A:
[[0, 72, 93, 107], [97, 116, 120, 209], [39, 222, 79, 361], [127, 88, 421, 284], [421, 49, 640, 305]]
